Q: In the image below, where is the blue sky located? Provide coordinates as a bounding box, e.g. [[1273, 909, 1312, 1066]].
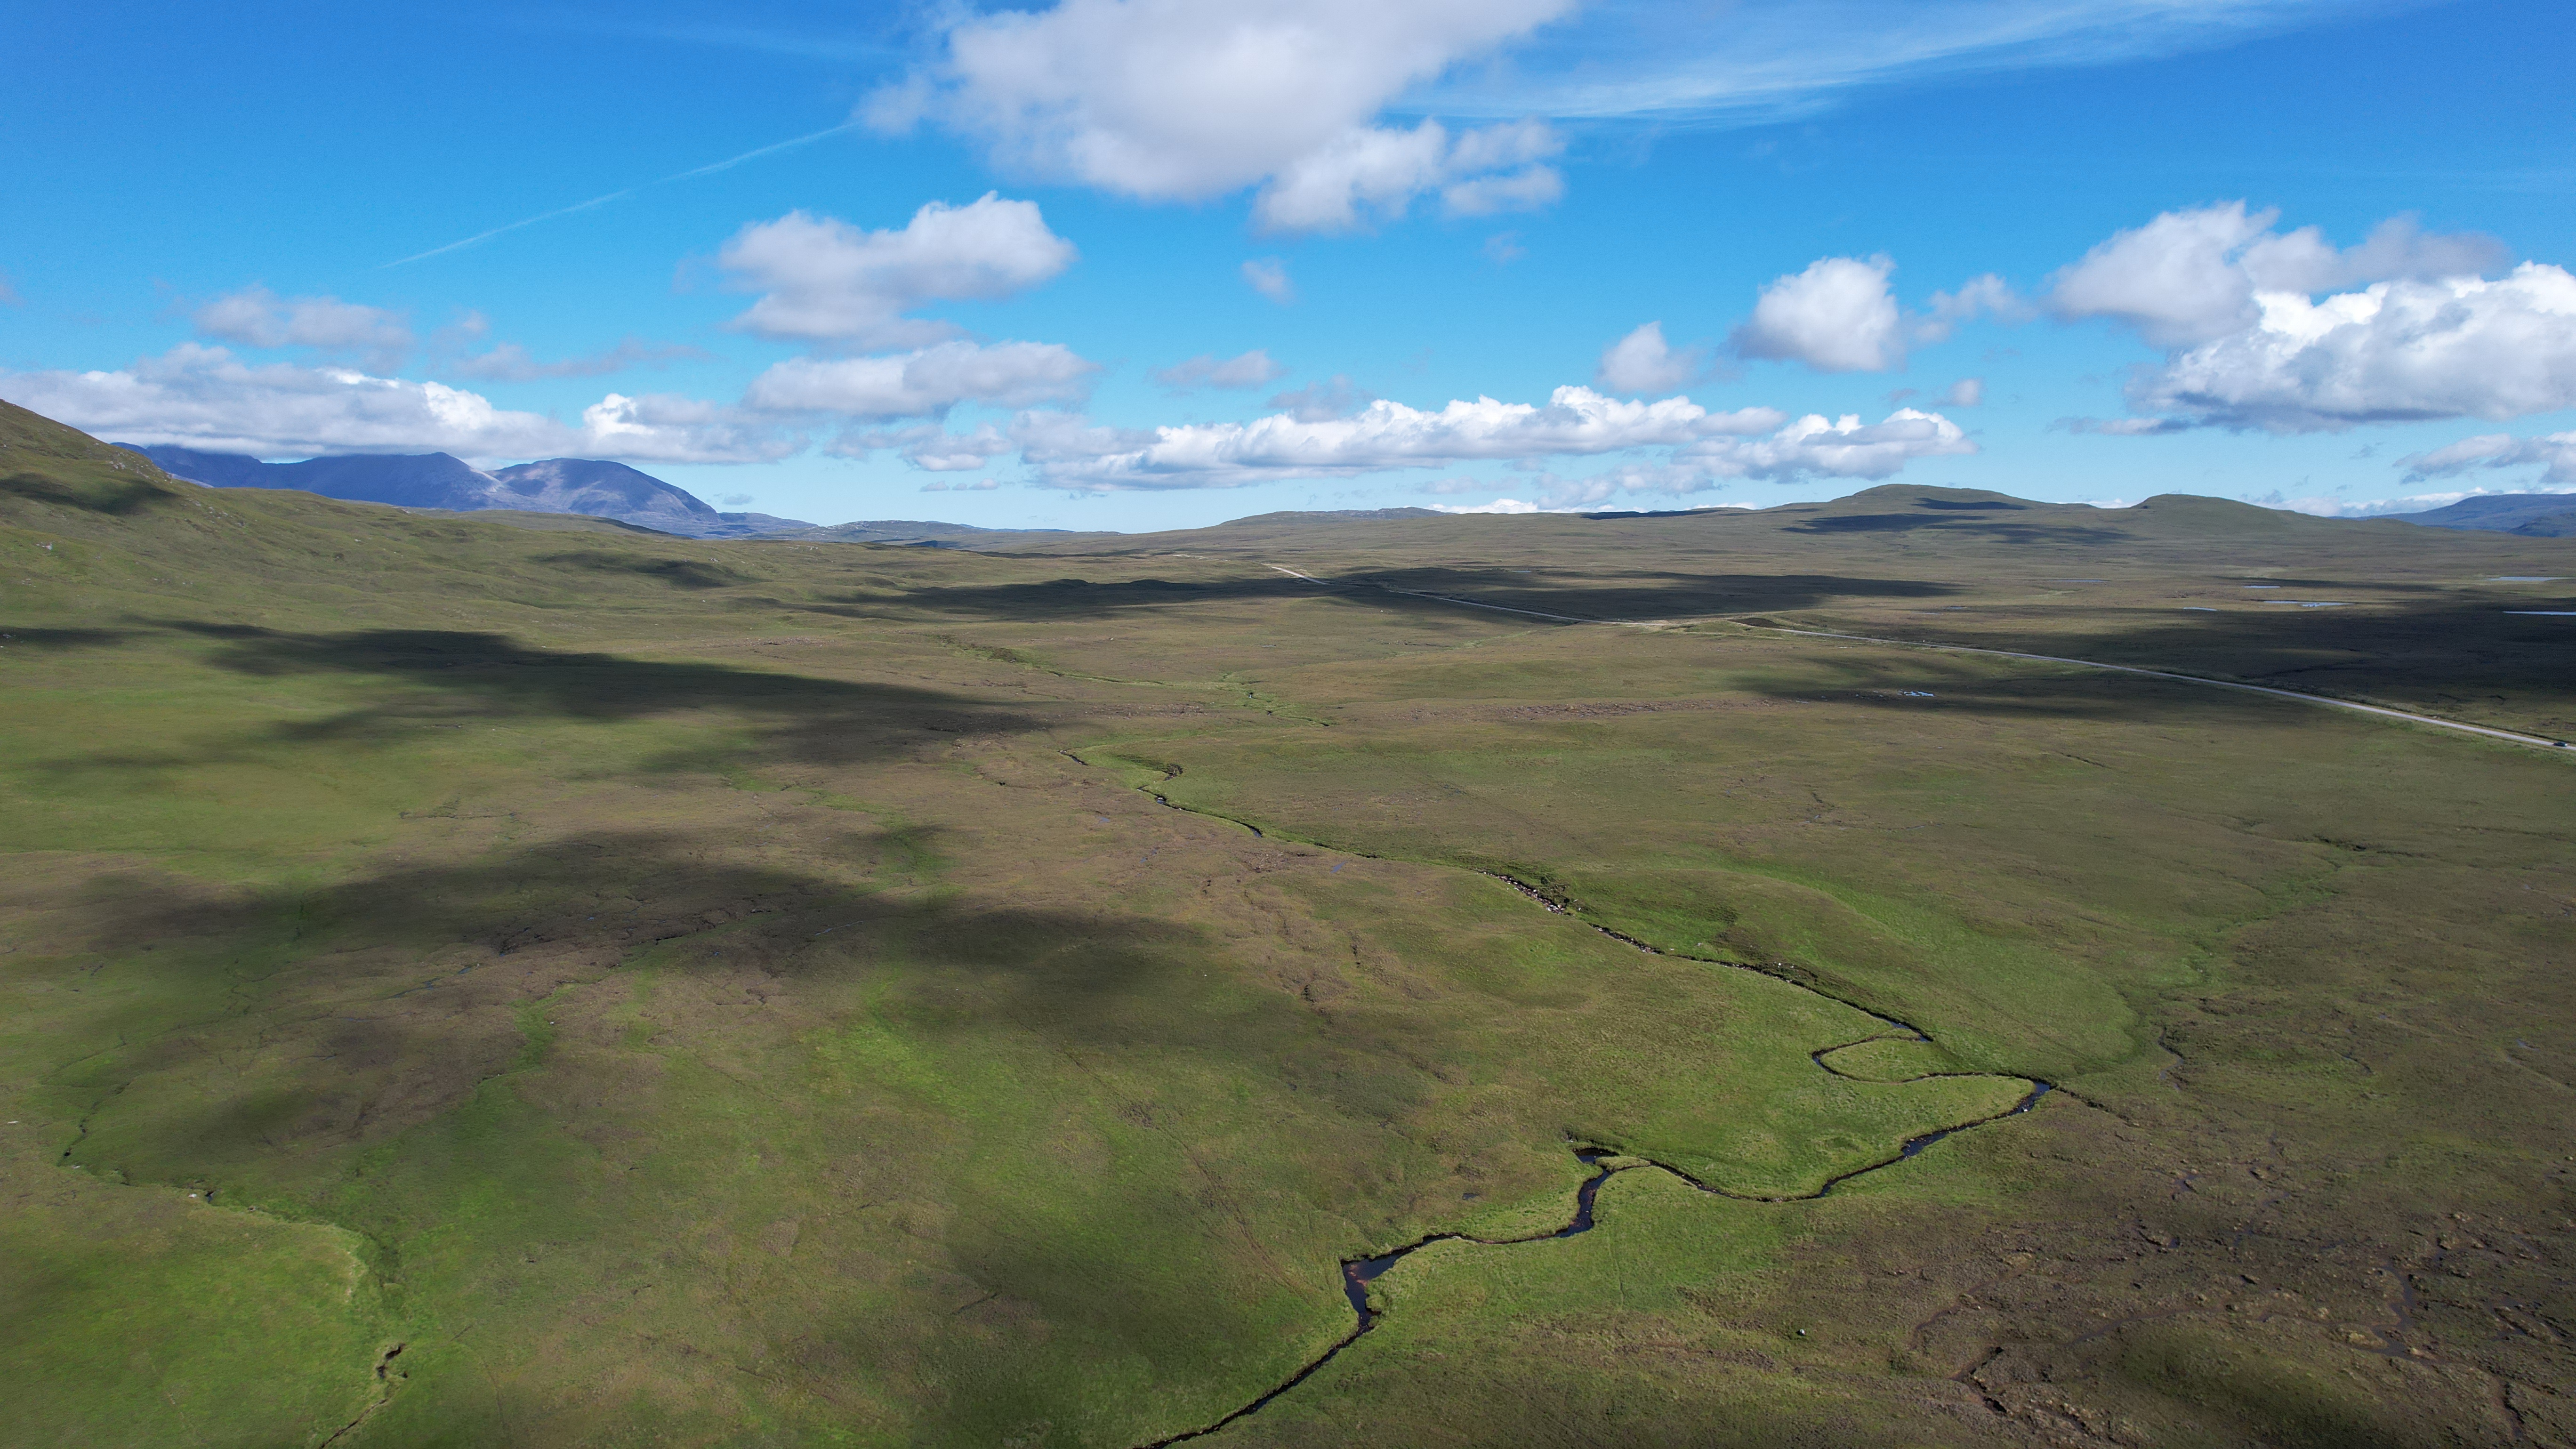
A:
[[3, 0, 2571, 530]]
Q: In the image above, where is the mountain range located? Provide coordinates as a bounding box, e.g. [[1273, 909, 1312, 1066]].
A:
[[114, 444, 813, 539], [2398, 492, 2576, 538], [104, 441, 2576, 543]]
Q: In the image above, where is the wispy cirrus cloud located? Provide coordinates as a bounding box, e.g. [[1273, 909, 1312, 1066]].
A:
[[443, 336, 708, 383], [1421, 0, 2414, 123], [383, 119, 871, 267], [852, 0, 2403, 237], [1152, 349, 1290, 390]]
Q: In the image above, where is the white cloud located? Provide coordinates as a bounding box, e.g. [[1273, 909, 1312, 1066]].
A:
[[576, 392, 792, 464], [2262, 489, 2504, 519], [192, 285, 413, 370], [1428, 497, 1543, 514], [1916, 275, 2024, 343], [2131, 264, 2576, 432], [877, 0, 1572, 218], [2399, 431, 2576, 486], [444, 337, 701, 382], [1251, 118, 1562, 231], [1692, 408, 1974, 481], [844, 387, 1969, 494], [1419, 0, 2398, 126], [1731, 256, 1904, 372], [2047, 202, 2509, 348], [1268, 375, 1377, 421], [2046, 204, 2562, 435], [718, 195, 1077, 347], [1596, 322, 1705, 394], [834, 421, 1022, 471], [1439, 159, 1565, 218], [1242, 258, 1296, 304], [744, 339, 1100, 419], [2056, 415, 2191, 436], [1015, 385, 1793, 488], [0, 344, 785, 464], [1938, 377, 1983, 406], [1152, 349, 1289, 390]]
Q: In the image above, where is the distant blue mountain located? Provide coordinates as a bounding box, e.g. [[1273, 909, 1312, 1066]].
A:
[[2397, 493, 2576, 538], [114, 445, 811, 538]]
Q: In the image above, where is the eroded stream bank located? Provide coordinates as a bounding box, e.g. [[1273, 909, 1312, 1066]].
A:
[[1062, 750, 2056, 1447]]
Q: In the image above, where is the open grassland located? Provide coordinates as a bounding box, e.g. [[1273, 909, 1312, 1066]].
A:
[[4, 399, 2574, 1447]]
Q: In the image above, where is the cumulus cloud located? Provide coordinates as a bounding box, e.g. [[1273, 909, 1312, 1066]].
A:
[[2044, 204, 2560, 435], [744, 339, 1100, 419], [2048, 202, 2509, 347], [833, 421, 1023, 471], [1252, 118, 1563, 232], [1241, 257, 1296, 304], [1693, 408, 1973, 481], [192, 285, 413, 370], [1419, 411, 1974, 511], [0, 344, 786, 464], [577, 392, 794, 464], [2399, 431, 2576, 486], [444, 337, 705, 382], [1596, 322, 1706, 394], [1152, 349, 1288, 390], [1731, 257, 1904, 372], [718, 195, 1077, 347], [1917, 275, 2024, 343], [1938, 377, 1983, 406], [873, 0, 1572, 223], [1012, 385, 1797, 488], [845, 384, 1969, 493], [2130, 264, 2576, 432], [1728, 259, 2025, 373]]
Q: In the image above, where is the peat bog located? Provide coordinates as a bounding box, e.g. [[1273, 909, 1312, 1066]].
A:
[[6, 407, 2576, 1447]]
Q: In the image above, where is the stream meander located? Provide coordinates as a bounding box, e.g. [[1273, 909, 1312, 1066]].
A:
[[1063, 751, 2053, 1446]]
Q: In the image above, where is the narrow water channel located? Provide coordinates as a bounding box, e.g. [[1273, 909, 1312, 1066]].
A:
[[1067, 751, 2056, 1447]]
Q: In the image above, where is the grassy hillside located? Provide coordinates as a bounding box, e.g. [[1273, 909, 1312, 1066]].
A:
[[5, 398, 2573, 1447]]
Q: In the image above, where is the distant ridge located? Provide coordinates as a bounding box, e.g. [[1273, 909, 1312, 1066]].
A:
[[773, 518, 1090, 549], [2397, 493, 2576, 538], [1213, 507, 1442, 524], [113, 444, 813, 539]]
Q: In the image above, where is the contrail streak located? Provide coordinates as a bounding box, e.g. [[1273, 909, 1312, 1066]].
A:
[[383, 119, 865, 268]]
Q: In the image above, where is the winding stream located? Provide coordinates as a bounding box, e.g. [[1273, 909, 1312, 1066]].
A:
[[1068, 749, 2055, 1446]]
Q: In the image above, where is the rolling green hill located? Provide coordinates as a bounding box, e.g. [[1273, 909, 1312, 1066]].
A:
[[6, 396, 2574, 1448]]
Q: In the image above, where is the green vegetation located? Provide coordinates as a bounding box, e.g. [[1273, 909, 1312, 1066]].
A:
[[5, 398, 2573, 1446]]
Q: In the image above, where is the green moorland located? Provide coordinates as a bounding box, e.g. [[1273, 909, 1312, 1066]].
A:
[[3, 395, 2572, 1448]]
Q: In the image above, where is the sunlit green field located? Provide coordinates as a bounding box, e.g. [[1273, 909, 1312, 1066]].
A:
[[6, 399, 2573, 1448]]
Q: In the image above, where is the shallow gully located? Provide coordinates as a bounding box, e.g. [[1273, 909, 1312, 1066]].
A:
[[1059, 751, 2054, 1446]]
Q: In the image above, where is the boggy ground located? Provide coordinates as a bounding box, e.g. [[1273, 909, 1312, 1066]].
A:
[[3, 399, 2573, 1447]]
